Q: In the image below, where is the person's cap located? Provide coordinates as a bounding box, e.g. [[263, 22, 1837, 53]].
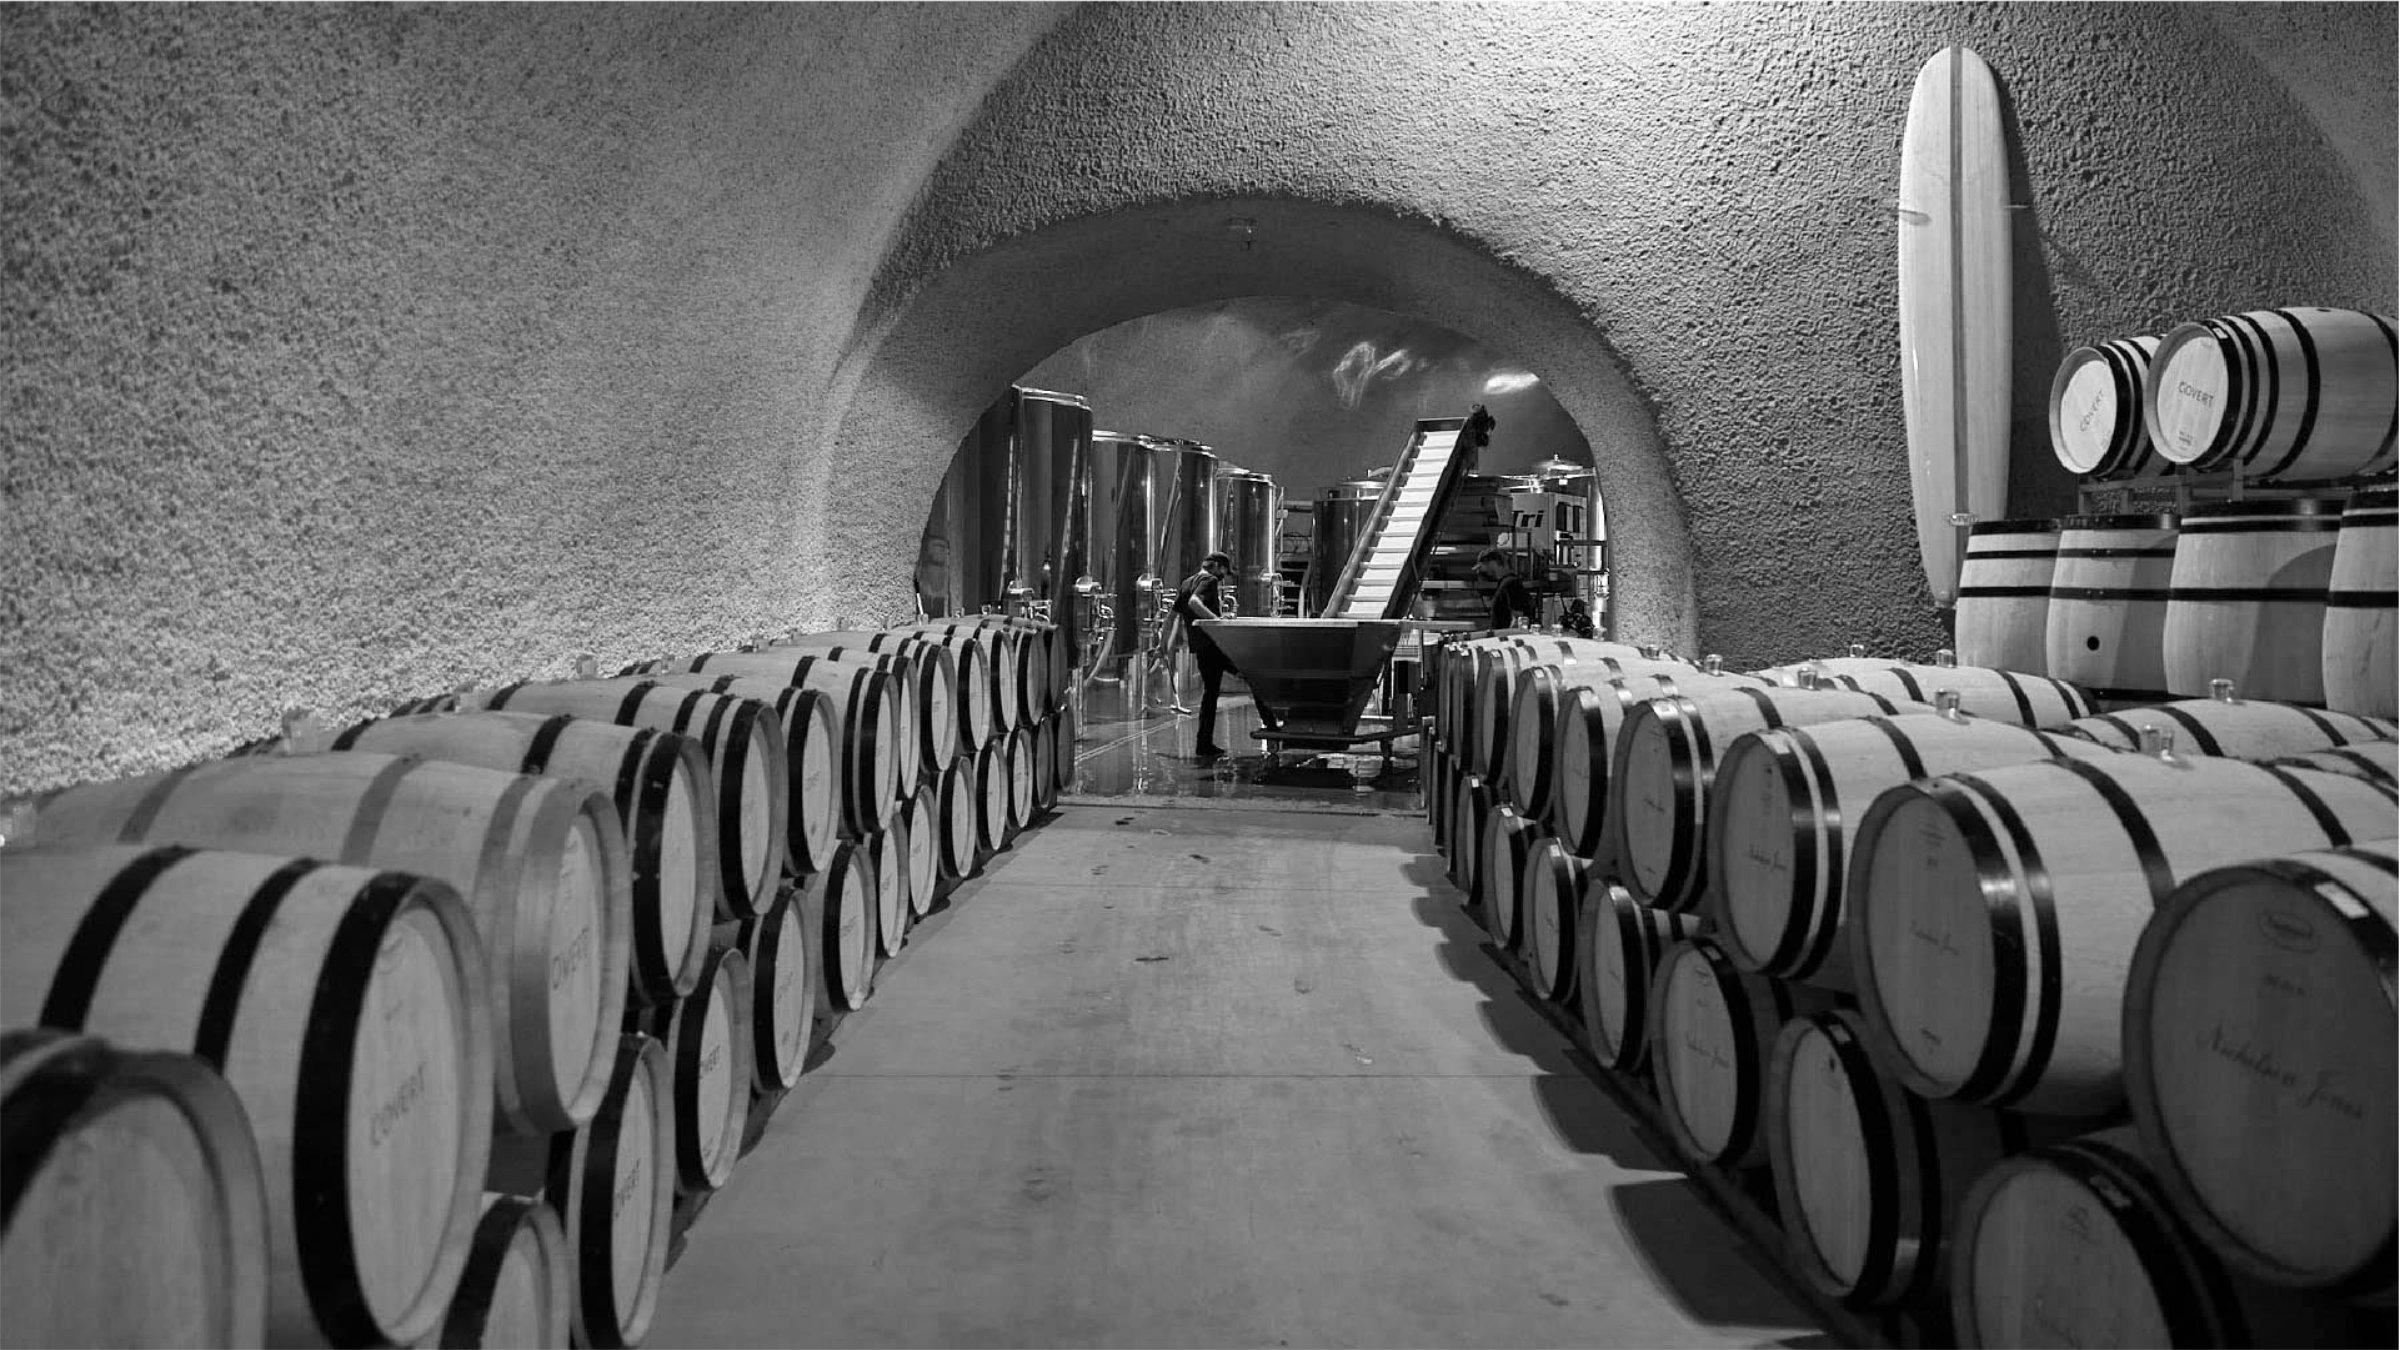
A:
[[1203, 551, 1233, 567]]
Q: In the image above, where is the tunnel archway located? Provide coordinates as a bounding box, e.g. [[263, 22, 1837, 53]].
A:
[[817, 196, 1698, 653]]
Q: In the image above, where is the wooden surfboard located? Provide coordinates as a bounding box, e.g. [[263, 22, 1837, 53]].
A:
[[1898, 46, 2012, 607]]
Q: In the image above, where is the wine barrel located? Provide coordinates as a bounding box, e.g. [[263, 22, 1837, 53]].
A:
[[2050, 335, 2168, 480], [2062, 694, 2396, 759], [1951, 1127, 2373, 1349], [778, 631, 964, 769], [1049, 698, 1079, 792], [1427, 743, 1450, 848], [717, 889, 814, 1095], [483, 679, 804, 910], [1032, 718, 1059, 814], [2271, 739, 2399, 785], [485, 1035, 672, 1350], [1550, 664, 1766, 858], [1954, 519, 2060, 676], [1577, 882, 1703, 1074], [813, 840, 877, 1011], [900, 779, 940, 920], [641, 945, 751, 1195], [2123, 840, 2397, 1299], [27, 754, 624, 1137], [1709, 711, 2114, 990], [1522, 838, 1581, 1003], [1506, 655, 1698, 822], [2045, 513, 2182, 707], [635, 669, 892, 839], [1471, 637, 1653, 781], [1609, 685, 1905, 911], [1647, 939, 1838, 1169], [333, 710, 718, 1000], [1449, 773, 1491, 899], [1848, 752, 2397, 1115], [1478, 805, 1536, 947], [0, 1029, 270, 1349], [0, 846, 492, 1345], [2145, 306, 2398, 482], [433, 1194, 571, 1350], [897, 625, 1005, 747], [1765, 656, 2089, 729], [935, 757, 979, 880], [659, 649, 925, 792], [2323, 484, 2397, 718], [1766, 1009, 2032, 1309], [866, 824, 908, 959], [951, 616, 1064, 720], [2162, 498, 2342, 705], [973, 740, 1011, 855], [1007, 724, 1038, 833], [916, 619, 1043, 727]]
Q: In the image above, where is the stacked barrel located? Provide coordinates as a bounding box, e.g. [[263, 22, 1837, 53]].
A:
[[0, 617, 1073, 1347], [1425, 627, 2399, 1346]]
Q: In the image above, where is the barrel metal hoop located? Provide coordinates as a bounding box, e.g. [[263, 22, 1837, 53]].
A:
[[2147, 705, 2225, 759], [1817, 1014, 1913, 1303], [519, 714, 580, 779], [1782, 730, 1844, 979], [38, 845, 200, 1031], [1936, 775, 2060, 1105], [2249, 309, 2325, 482], [2056, 1136, 2245, 1347], [193, 857, 328, 1068]]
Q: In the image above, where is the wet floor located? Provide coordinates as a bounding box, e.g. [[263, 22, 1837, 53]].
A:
[[1065, 682, 1424, 813]]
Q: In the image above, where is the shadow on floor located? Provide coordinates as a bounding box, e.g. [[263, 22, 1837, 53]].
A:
[[1611, 1177, 1820, 1331]]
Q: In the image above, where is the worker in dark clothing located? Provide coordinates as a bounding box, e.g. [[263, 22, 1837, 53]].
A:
[[1473, 547, 1540, 631], [1170, 551, 1278, 756]]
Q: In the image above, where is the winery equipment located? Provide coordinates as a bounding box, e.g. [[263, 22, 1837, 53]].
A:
[[1218, 467, 1282, 619]]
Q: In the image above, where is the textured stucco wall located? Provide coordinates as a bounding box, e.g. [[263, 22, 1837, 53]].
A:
[[836, 0, 2396, 661], [2, 3, 1067, 795], [4, 1, 2393, 796]]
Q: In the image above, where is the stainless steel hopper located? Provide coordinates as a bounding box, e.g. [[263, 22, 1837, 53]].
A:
[[1193, 618, 1406, 738]]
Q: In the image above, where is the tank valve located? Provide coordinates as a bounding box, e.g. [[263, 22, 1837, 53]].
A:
[[1703, 654, 1724, 675], [1933, 648, 1958, 668], [1937, 689, 1965, 721], [574, 654, 598, 680], [2210, 678, 2238, 704], [2139, 725, 2179, 763], [280, 707, 326, 756], [1848, 642, 1868, 659]]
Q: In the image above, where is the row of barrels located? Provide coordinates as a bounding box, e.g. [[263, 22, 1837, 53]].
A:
[[2048, 306, 2395, 486], [1955, 487, 2395, 717], [1425, 629, 2398, 1346], [0, 616, 1076, 1347]]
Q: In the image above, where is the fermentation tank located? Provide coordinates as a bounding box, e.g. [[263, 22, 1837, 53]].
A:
[[1148, 438, 1221, 623], [1012, 388, 1092, 649], [915, 394, 1014, 618], [1309, 479, 1382, 617], [1078, 431, 1158, 678], [1218, 468, 1281, 618]]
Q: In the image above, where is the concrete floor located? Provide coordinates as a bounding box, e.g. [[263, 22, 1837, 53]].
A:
[[648, 698, 1826, 1349]]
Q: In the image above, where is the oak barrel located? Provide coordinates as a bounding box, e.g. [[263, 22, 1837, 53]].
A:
[[2146, 306, 2398, 482], [866, 824, 908, 959], [662, 649, 925, 793], [0, 846, 492, 1345], [0, 1029, 270, 1350], [642, 945, 751, 1195], [432, 1194, 570, 1350], [717, 889, 814, 1095], [645, 658, 907, 830], [908, 622, 1023, 737], [1471, 637, 1652, 780], [1478, 805, 1535, 947], [2122, 840, 2397, 1299], [1647, 939, 1837, 1169], [27, 754, 623, 1137], [1576, 882, 1703, 1074], [973, 740, 1011, 854], [2050, 335, 2168, 480], [779, 631, 963, 769], [812, 840, 877, 1011], [484, 679, 802, 910], [2323, 484, 2397, 718], [2045, 513, 2182, 706], [1848, 753, 2398, 1115], [1506, 655, 1698, 822], [333, 709, 718, 1001], [1006, 725, 1038, 834], [1449, 773, 1491, 900], [1954, 519, 2060, 676], [2162, 498, 2342, 705], [1032, 717, 1059, 814], [2270, 739, 2399, 785], [1708, 711, 2110, 990], [1551, 664, 1765, 858], [1609, 685, 1904, 911], [1766, 656, 2089, 728], [2062, 694, 2396, 759], [485, 1035, 672, 1350], [935, 757, 979, 880], [1766, 1008, 2032, 1309], [900, 779, 940, 919], [1950, 1127, 2371, 1348], [1521, 837, 1580, 1003]]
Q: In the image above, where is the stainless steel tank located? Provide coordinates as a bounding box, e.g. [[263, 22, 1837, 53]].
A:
[[1218, 468, 1281, 618], [1011, 387, 1092, 645], [1079, 431, 1157, 675], [1309, 478, 1383, 617], [1148, 438, 1221, 613], [915, 392, 1015, 618]]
